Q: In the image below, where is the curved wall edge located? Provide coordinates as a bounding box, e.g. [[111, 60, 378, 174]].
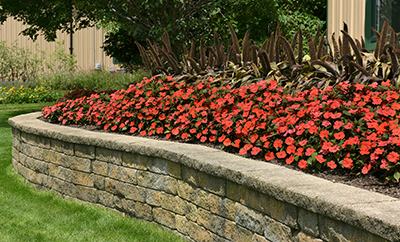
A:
[[8, 112, 400, 242]]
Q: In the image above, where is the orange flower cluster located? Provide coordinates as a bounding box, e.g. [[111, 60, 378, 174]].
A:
[[43, 77, 400, 181]]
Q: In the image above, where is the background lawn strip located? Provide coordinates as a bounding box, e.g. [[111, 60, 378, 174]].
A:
[[0, 108, 184, 242]]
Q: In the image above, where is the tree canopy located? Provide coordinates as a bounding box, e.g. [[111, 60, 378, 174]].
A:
[[0, 0, 278, 45]]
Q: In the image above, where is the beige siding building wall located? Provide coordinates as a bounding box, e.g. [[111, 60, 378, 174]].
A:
[[0, 17, 119, 71], [328, 0, 366, 43]]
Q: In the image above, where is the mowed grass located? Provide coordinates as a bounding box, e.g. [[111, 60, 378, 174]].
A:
[[0, 105, 185, 242]]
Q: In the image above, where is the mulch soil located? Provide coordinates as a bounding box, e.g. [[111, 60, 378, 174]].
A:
[[39, 117, 400, 199]]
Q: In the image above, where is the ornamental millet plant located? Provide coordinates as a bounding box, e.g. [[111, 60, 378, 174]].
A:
[[43, 76, 400, 182]]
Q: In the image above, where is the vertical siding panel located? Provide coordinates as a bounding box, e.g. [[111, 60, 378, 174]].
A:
[[328, 0, 366, 45], [0, 17, 117, 70]]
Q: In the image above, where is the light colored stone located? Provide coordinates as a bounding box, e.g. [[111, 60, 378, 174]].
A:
[[182, 166, 199, 186], [92, 160, 108, 176], [122, 151, 142, 169], [124, 184, 146, 202], [137, 170, 177, 194], [264, 216, 293, 242], [98, 190, 115, 207], [298, 208, 319, 237], [93, 174, 105, 190], [74, 144, 95, 159], [75, 185, 97, 203], [185, 201, 198, 222], [268, 197, 298, 229], [252, 233, 270, 242], [153, 207, 176, 229], [235, 203, 266, 235], [292, 231, 323, 242], [145, 189, 162, 206], [197, 208, 216, 233], [96, 147, 123, 164], [160, 192, 186, 215], [51, 139, 74, 155], [176, 214, 189, 235], [122, 198, 136, 216], [105, 177, 124, 196], [62, 155, 91, 173], [135, 202, 153, 221], [198, 172, 226, 196], [186, 220, 213, 242]]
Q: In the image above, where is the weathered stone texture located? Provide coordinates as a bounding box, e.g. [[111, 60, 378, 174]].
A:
[[51, 139, 74, 156], [92, 160, 108, 176], [159, 192, 186, 215], [105, 178, 124, 196], [198, 172, 226, 196], [74, 144, 95, 159], [235, 203, 266, 235], [98, 190, 115, 208], [153, 208, 176, 229], [11, 113, 398, 242], [186, 220, 213, 242], [124, 183, 146, 202], [96, 147, 123, 164], [208, 194, 235, 221], [298, 208, 319, 237], [109, 164, 137, 184], [145, 188, 162, 206], [137, 170, 177, 194], [264, 216, 293, 242], [268, 197, 298, 229], [197, 208, 217, 233], [135, 202, 153, 221]]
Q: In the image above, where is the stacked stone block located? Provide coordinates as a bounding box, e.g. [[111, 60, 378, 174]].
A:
[[9, 114, 396, 242]]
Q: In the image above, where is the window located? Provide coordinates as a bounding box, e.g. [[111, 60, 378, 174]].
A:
[[365, 0, 400, 50]]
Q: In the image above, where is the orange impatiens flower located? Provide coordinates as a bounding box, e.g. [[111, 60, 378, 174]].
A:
[[334, 131, 345, 140], [265, 152, 275, 161], [319, 130, 329, 139], [342, 154, 353, 169], [360, 141, 372, 155], [315, 154, 326, 164], [251, 147, 262, 156], [286, 145, 296, 154], [274, 139, 283, 149], [327, 161, 337, 169], [391, 102, 400, 110], [387, 151, 399, 163], [276, 150, 287, 159], [250, 133, 259, 143], [285, 137, 295, 145], [305, 148, 316, 156], [232, 139, 241, 148], [286, 155, 295, 165], [333, 120, 344, 129], [223, 138, 232, 146], [309, 125, 318, 134], [298, 160, 308, 169]]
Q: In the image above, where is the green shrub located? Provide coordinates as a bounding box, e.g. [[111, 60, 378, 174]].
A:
[[0, 40, 76, 83], [0, 83, 64, 104], [34, 68, 150, 92], [0, 41, 44, 82]]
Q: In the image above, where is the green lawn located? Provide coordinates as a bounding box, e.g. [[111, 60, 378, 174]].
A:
[[0, 104, 184, 242]]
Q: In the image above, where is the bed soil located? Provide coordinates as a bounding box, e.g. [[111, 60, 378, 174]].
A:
[[39, 117, 400, 199]]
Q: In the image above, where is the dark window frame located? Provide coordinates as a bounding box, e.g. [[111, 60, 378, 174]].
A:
[[365, 0, 377, 50]]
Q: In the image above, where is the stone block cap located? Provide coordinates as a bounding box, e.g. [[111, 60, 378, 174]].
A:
[[8, 112, 400, 241]]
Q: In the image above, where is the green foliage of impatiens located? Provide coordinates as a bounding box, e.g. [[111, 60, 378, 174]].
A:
[[43, 75, 400, 182]]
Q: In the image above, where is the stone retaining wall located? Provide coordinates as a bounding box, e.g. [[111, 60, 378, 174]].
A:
[[8, 112, 400, 242]]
